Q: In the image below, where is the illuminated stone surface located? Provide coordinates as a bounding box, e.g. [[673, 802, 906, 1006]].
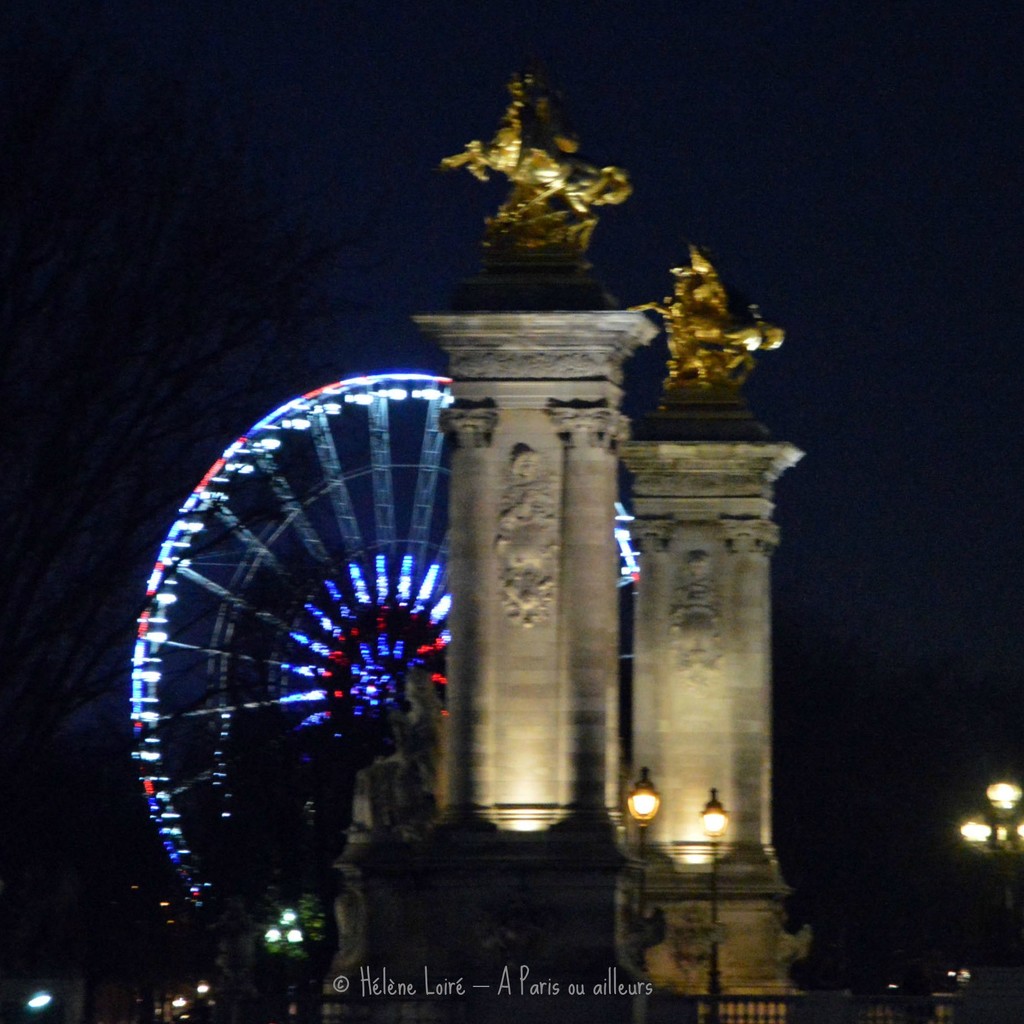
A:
[[620, 435, 804, 994], [323, 308, 654, 1024], [419, 310, 654, 829]]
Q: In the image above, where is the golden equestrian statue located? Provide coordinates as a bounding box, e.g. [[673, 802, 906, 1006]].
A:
[[440, 68, 631, 260], [633, 245, 784, 391]]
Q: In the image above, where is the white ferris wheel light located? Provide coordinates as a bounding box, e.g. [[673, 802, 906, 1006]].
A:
[[130, 369, 645, 902], [131, 373, 457, 899]]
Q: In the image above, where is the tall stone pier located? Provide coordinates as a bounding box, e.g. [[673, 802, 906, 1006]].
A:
[[621, 247, 805, 994], [323, 70, 655, 1024], [416, 312, 653, 830], [324, 310, 652, 1024], [322, 71, 807, 1021]]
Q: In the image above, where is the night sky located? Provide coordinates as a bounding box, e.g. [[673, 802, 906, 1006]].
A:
[[12, 6, 1024, 704], [2, 0, 1023, 990]]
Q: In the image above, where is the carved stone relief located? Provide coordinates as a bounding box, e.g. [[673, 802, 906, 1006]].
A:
[[617, 888, 666, 975], [448, 349, 623, 385], [348, 668, 442, 840], [662, 904, 721, 991], [477, 894, 557, 968], [495, 444, 559, 627], [331, 864, 367, 973], [670, 549, 721, 687]]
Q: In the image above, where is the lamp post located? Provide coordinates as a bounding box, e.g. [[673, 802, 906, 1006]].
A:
[[628, 766, 661, 859], [195, 981, 212, 1023], [702, 788, 729, 998], [961, 781, 1024, 958], [625, 767, 663, 975]]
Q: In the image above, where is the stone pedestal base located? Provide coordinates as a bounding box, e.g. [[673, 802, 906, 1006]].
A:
[[634, 388, 771, 443], [323, 828, 644, 1024], [639, 850, 804, 995]]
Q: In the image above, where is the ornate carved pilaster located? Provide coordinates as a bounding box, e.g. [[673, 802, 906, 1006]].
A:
[[541, 406, 623, 818], [438, 407, 500, 819], [547, 406, 627, 450], [722, 519, 779, 556], [630, 517, 674, 553], [439, 406, 498, 448]]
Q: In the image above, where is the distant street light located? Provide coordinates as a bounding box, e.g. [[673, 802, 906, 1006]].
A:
[[194, 980, 213, 1024], [702, 788, 729, 999], [627, 767, 661, 858], [960, 780, 1024, 957], [265, 907, 305, 952]]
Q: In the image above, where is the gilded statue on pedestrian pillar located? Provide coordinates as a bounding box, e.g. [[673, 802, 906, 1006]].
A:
[[634, 245, 783, 392], [440, 68, 631, 262]]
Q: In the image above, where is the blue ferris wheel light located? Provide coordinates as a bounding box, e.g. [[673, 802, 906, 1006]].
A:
[[131, 370, 641, 897], [131, 372, 454, 898]]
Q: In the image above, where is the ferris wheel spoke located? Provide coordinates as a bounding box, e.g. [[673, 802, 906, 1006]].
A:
[[408, 395, 446, 573], [253, 450, 334, 566], [176, 565, 295, 635], [369, 394, 396, 554], [162, 638, 283, 665], [168, 690, 327, 720], [212, 506, 294, 582], [135, 373, 454, 901], [435, 533, 450, 596], [169, 770, 215, 797], [309, 407, 365, 558]]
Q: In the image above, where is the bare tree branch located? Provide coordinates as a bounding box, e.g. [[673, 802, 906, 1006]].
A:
[[0, 38, 350, 814]]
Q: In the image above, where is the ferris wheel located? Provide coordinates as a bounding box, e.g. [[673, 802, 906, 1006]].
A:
[[131, 370, 643, 901], [130, 373, 454, 901]]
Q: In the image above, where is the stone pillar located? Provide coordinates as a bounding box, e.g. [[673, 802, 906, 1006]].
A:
[[620, 438, 802, 994], [722, 518, 781, 851], [439, 407, 499, 819], [416, 312, 655, 831], [550, 408, 626, 816]]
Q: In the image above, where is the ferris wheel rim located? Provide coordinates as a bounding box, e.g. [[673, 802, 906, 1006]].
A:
[[131, 370, 454, 901]]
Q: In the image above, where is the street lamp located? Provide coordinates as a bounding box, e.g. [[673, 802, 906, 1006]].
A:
[[26, 992, 53, 1011], [702, 788, 729, 998], [195, 980, 212, 1022], [265, 908, 304, 949], [961, 780, 1024, 957], [628, 767, 661, 858]]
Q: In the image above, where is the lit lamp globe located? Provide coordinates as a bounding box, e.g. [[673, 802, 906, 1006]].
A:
[[702, 788, 729, 839], [961, 820, 992, 844], [987, 782, 1022, 810], [628, 767, 661, 825], [960, 782, 1024, 848]]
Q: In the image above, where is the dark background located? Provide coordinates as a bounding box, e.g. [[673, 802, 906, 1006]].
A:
[[54, 0, 1021, 675], [1, 0, 1023, 1004]]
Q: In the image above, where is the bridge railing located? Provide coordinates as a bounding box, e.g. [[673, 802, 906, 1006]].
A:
[[644, 992, 960, 1024]]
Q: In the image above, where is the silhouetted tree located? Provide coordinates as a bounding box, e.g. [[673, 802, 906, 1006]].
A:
[[0, 28, 349, 983], [0, 37, 341, 783]]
